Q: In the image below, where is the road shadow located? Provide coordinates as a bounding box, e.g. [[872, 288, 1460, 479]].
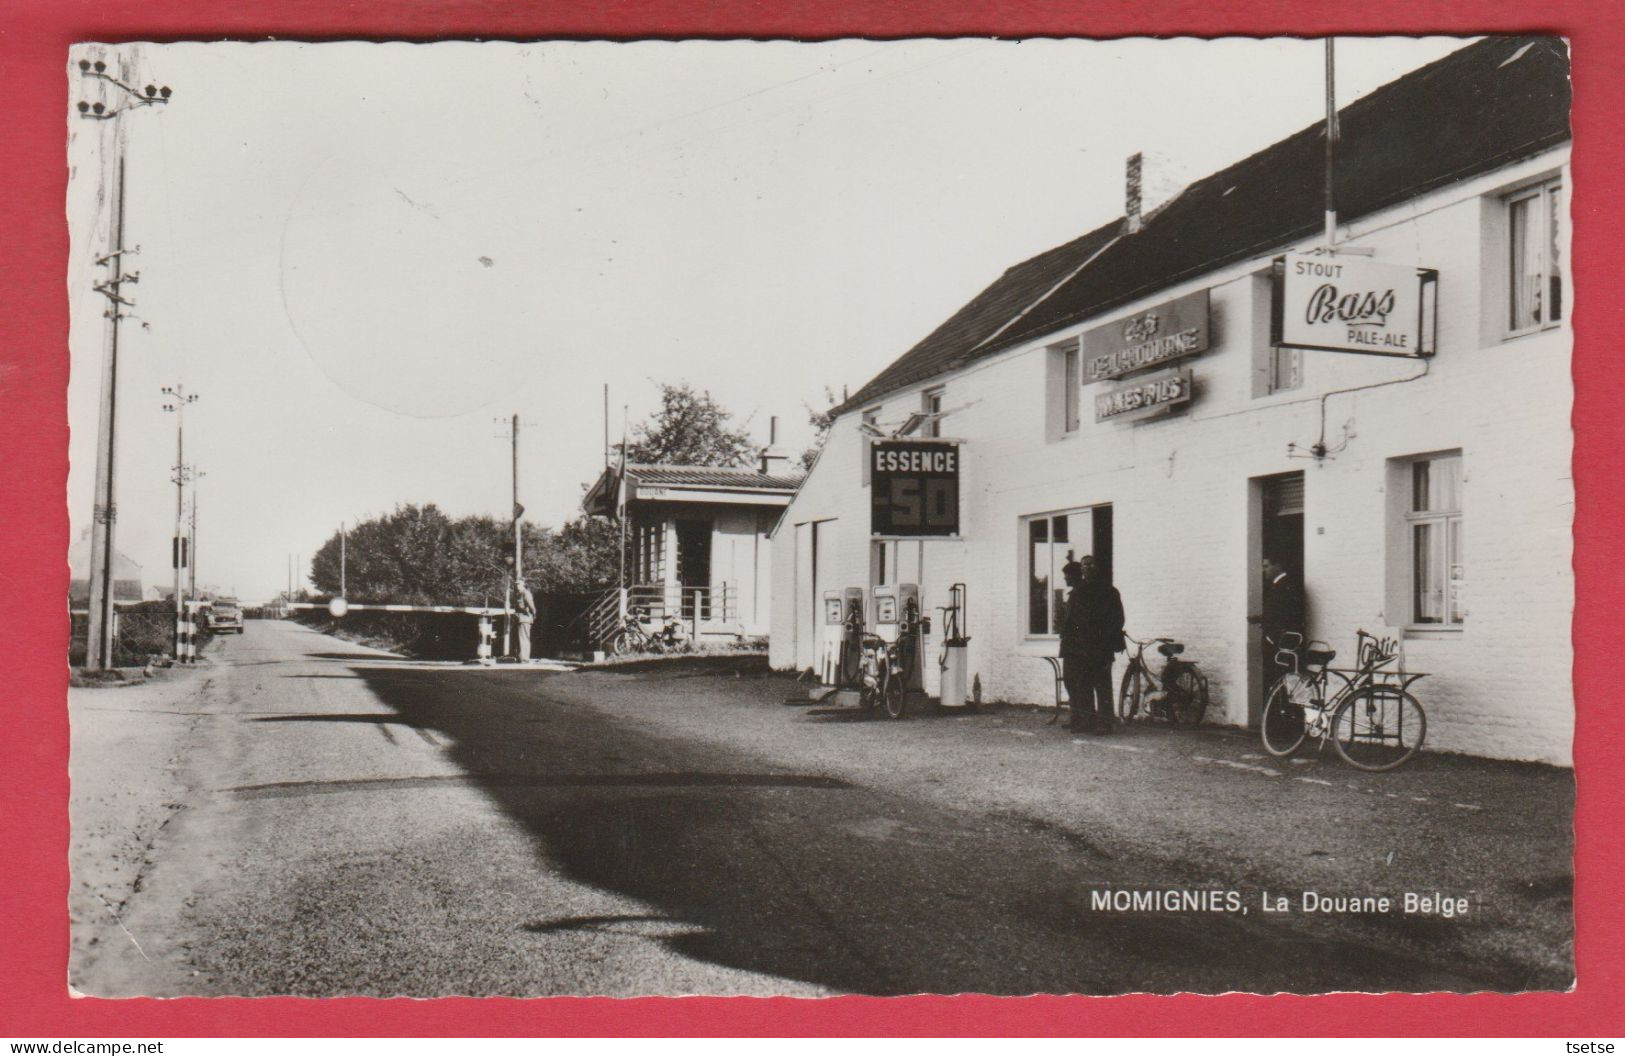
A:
[[347, 664, 1548, 997]]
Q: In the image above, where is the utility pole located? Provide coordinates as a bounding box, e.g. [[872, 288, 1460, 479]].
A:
[[162, 384, 197, 660], [78, 48, 171, 669], [493, 414, 528, 658], [340, 522, 347, 598], [188, 465, 205, 599]]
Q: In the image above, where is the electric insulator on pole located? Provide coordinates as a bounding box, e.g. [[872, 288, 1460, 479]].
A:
[[77, 46, 173, 670]]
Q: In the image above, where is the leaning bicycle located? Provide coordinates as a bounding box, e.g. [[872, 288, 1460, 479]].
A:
[[1260, 630, 1427, 771], [608, 605, 685, 656], [1118, 634, 1209, 726]]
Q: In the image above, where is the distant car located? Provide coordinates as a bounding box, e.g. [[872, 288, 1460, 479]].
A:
[[206, 596, 244, 634]]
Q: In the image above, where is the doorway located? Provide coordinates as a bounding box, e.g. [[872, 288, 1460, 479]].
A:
[[676, 519, 712, 621], [1247, 472, 1305, 726]]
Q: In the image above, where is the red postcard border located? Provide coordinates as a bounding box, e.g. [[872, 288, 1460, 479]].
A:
[[2, 0, 1619, 1038]]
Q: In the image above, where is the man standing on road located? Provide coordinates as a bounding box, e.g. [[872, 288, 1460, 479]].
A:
[[515, 581, 537, 662], [1060, 555, 1126, 735], [1251, 558, 1306, 698]]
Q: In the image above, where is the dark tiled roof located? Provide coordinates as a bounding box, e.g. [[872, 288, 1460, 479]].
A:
[[840, 223, 1119, 412], [839, 36, 1570, 414], [627, 464, 804, 491]]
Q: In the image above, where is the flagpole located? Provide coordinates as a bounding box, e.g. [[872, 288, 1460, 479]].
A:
[[617, 405, 628, 619], [1324, 36, 1339, 248]]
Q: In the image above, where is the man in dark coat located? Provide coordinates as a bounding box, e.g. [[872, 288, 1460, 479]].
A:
[[1060, 554, 1126, 734], [1252, 558, 1306, 697]]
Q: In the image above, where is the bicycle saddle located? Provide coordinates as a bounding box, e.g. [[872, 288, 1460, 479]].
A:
[[1156, 642, 1185, 656], [1304, 648, 1336, 667]]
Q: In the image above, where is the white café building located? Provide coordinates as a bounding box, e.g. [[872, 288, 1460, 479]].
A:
[[769, 37, 1572, 764]]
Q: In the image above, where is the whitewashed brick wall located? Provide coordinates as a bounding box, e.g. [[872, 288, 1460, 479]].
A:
[[772, 148, 1573, 765]]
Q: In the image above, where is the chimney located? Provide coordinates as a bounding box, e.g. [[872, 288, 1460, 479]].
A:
[[758, 415, 792, 476], [1124, 152, 1143, 234]]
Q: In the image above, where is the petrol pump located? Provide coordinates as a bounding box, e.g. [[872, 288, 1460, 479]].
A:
[[870, 583, 925, 696], [819, 591, 843, 685], [936, 582, 971, 708], [820, 587, 866, 687]]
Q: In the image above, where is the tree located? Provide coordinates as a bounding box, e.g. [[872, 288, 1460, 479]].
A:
[[801, 384, 842, 470], [309, 505, 626, 605], [623, 382, 755, 467], [531, 515, 623, 594]]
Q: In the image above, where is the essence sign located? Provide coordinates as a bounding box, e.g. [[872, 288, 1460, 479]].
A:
[[871, 440, 960, 538], [1274, 253, 1438, 357]]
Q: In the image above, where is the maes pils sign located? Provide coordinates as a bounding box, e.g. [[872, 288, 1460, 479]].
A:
[[1274, 253, 1437, 357]]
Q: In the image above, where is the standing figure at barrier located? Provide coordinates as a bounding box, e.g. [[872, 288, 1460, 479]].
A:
[[515, 581, 536, 662]]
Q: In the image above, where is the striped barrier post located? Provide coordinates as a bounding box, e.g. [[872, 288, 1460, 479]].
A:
[[477, 616, 493, 664]]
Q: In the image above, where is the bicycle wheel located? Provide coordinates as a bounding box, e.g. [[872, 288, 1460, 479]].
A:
[[1169, 668, 1209, 727], [1118, 664, 1147, 722], [881, 665, 908, 720], [1260, 675, 1310, 757], [609, 629, 634, 656], [856, 656, 881, 710], [1331, 686, 1426, 771]]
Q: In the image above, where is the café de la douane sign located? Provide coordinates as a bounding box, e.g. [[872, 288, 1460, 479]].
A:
[[1087, 288, 1210, 423], [1273, 252, 1439, 357], [871, 440, 960, 538]]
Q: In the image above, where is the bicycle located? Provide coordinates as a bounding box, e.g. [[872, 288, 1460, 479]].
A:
[[608, 605, 685, 656], [855, 598, 922, 720], [1260, 630, 1428, 771], [1118, 635, 1210, 726]]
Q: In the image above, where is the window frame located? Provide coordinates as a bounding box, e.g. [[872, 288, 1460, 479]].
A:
[[1505, 177, 1564, 339], [1062, 344, 1081, 433], [860, 406, 881, 486], [1402, 453, 1465, 630], [921, 386, 945, 438], [1020, 506, 1104, 640], [1267, 342, 1302, 395]]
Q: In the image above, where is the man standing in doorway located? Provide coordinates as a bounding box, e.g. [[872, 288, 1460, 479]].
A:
[[1060, 555, 1126, 735], [1252, 557, 1306, 698], [515, 580, 537, 662]]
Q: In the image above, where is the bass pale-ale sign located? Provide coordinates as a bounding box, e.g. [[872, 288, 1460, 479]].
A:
[[1274, 252, 1438, 357]]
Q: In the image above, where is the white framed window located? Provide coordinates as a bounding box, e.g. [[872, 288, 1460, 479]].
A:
[[870, 539, 892, 588], [860, 406, 881, 485], [1046, 339, 1082, 440], [1507, 178, 1563, 335], [1405, 453, 1465, 627], [1267, 343, 1301, 394], [1021, 506, 1111, 637], [922, 386, 945, 437], [1252, 273, 1302, 397]]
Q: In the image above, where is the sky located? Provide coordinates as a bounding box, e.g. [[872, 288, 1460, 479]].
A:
[[65, 36, 1474, 604]]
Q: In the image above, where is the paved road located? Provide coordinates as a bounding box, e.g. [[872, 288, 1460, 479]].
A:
[[70, 619, 1573, 997]]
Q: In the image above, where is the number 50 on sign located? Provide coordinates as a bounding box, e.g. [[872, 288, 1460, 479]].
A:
[[871, 440, 961, 538]]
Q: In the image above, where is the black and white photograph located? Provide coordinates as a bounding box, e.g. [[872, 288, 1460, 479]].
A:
[[65, 35, 1574, 998]]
